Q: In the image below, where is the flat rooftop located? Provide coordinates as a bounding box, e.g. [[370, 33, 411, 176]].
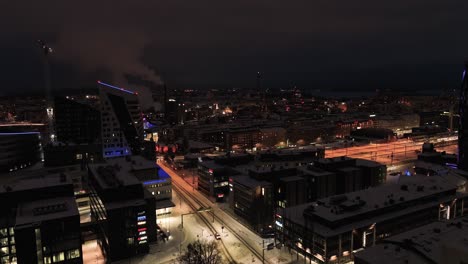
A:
[[16, 196, 78, 226], [89, 158, 141, 189], [234, 175, 271, 189], [0, 173, 73, 194], [281, 174, 465, 237], [354, 217, 468, 264], [299, 166, 335, 177], [128, 155, 158, 171], [355, 158, 384, 167], [312, 175, 457, 222], [199, 160, 225, 170]]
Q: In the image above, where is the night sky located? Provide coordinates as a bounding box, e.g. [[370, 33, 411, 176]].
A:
[[1, 1, 468, 95]]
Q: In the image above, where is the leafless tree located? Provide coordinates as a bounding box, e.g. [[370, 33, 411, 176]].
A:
[[178, 240, 222, 264]]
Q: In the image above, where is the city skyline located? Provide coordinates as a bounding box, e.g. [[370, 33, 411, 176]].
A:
[[1, 1, 468, 95], [1, 2, 468, 264]]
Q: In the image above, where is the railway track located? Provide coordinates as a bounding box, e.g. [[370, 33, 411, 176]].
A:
[[172, 180, 237, 263], [168, 165, 269, 264]]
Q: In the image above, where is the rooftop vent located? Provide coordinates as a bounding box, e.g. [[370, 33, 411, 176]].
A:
[[33, 203, 67, 216]]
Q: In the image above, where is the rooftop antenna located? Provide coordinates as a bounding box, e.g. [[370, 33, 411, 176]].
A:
[[37, 40, 55, 142]]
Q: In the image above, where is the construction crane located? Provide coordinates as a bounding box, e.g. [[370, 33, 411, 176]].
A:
[[37, 40, 55, 142]]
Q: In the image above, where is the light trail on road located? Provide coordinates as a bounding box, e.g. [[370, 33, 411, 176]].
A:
[[326, 138, 457, 165], [172, 179, 237, 263], [161, 162, 270, 264]]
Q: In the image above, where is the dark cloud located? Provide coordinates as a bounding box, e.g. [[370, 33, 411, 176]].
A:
[[0, 0, 467, 95]]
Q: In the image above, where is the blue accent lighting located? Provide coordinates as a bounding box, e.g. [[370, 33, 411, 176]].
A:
[[97, 80, 137, 95], [0, 132, 40, 136], [143, 179, 167, 185]]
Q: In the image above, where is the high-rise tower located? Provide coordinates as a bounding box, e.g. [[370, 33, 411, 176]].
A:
[[458, 62, 468, 170], [98, 81, 143, 158]]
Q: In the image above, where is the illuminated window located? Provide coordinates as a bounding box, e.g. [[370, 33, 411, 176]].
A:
[[44, 256, 52, 264], [0, 229, 7, 237], [127, 237, 134, 245], [0, 247, 8, 255], [76, 154, 83, 160], [66, 249, 80, 259], [52, 252, 65, 262]]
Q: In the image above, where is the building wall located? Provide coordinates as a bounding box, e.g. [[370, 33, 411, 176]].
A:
[[232, 181, 273, 232], [144, 179, 172, 201], [106, 206, 150, 261], [99, 83, 143, 158], [54, 96, 101, 144], [276, 191, 467, 264], [0, 132, 41, 173]]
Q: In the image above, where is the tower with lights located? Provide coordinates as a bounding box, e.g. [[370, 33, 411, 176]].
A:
[[37, 40, 55, 142]]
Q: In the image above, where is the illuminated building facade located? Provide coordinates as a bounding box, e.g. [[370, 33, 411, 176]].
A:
[[0, 174, 82, 264], [276, 175, 467, 264], [98, 81, 143, 158], [88, 159, 157, 262]]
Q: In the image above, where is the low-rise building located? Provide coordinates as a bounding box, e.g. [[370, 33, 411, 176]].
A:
[[231, 176, 273, 232], [276, 174, 468, 264], [0, 173, 82, 264], [354, 217, 468, 264], [0, 131, 41, 173], [88, 158, 157, 262]]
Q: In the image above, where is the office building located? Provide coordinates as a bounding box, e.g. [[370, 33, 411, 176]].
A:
[[226, 127, 261, 150], [276, 174, 468, 264], [231, 175, 273, 232], [43, 142, 102, 167], [54, 96, 101, 145], [0, 173, 82, 264], [0, 131, 41, 173], [88, 158, 157, 262], [354, 217, 468, 264], [127, 155, 175, 217], [98, 81, 143, 158], [314, 157, 386, 193], [198, 160, 236, 200]]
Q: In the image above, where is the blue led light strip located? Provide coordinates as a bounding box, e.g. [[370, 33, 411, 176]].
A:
[[97, 80, 137, 95], [0, 132, 40, 136], [143, 179, 167, 185]]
